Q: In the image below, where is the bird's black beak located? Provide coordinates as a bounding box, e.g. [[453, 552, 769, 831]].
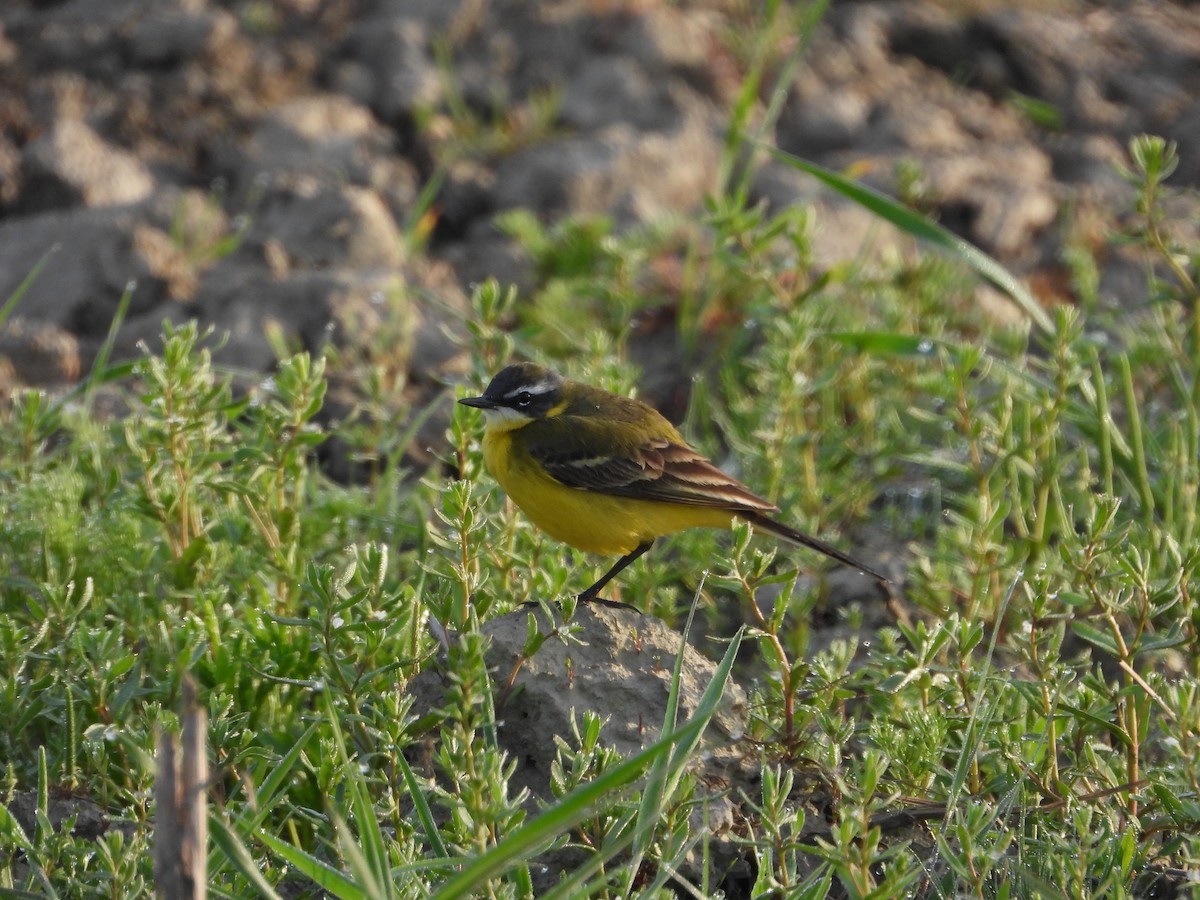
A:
[[458, 395, 496, 409]]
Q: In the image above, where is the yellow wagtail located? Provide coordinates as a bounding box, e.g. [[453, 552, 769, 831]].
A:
[[459, 362, 887, 602]]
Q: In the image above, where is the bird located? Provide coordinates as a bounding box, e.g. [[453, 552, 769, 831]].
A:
[[458, 362, 887, 602]]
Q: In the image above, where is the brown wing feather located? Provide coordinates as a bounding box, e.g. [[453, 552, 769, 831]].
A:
[[535, 433, 779, 513]]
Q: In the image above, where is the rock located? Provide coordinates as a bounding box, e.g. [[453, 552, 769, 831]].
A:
[[21, 119, 154, 211], [1166, 96, 1200, 186], [187, 264, 407, 373], [408, 602, 754, 893], [0, 0, 1197, 402], [243, 180, 403, 272], [126, 7, 232, 67], [560, 55, 683, 132], [432, 160, 496, 241], [15, 1, 136, 72], [494, 100, 721, 224], [773, 4, 1067, 263], [145, 187, 234, 269], [778, 86, 871, 155], [0, 205, 191, 335], [235, 94, 422, 225], [438, 222, 534, 296], [601, 4, 716, 77], [0, 22, 16, 69], [0, 317, 82, 386], [409, 599, 752, 807], [1044, 133, 1127, 191], [241, 95, 387, 184], [921, 145, 1058, 259], [340, 16, 442, 125], [6, 789, 134, 843], [23, 71, 104, 131]]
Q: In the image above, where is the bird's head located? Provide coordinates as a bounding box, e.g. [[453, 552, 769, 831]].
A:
[[459, 363, 566, 429]]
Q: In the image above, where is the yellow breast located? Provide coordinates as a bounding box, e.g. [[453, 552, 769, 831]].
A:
[[481, 427, 733, 556]]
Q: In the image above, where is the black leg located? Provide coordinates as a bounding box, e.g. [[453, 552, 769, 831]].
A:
[[577, 541, 654, 603]]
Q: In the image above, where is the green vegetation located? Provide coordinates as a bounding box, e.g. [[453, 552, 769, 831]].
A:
[[1, 132, 1197, 897], [2, 0, 1199, 863]]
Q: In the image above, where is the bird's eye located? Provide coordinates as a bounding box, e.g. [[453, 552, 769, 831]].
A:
[[516, 391, 533, 407]]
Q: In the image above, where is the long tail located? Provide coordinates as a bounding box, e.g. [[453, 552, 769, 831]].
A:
[[744, 512, 889, 584]]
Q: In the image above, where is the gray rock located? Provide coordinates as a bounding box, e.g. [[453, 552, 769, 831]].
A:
[[494, 100, 721, 224], [21, 119, 154, 211], [432, 160, 496, 240], [923, 146, 1057, 259], [560, 56, 682, 132], [775, 4, 1065, 262], [408, 602, 753, 893], [602, 5, 715, 76], [778, 86, 870, 155], [0, 205, 189, 334], [1044, 133, 1127, 191], [7, 789, 135, 843], [126, 7, 235, 67], [493, 135, 618, 220], [238, 95, 421, 223], [242, 96, 386, 183], [243, 180, 403, 272], [411, 602, 751, 803], [1166, 96, 1200, 186], [1, 0, 1198, 397], [438, 222, 533, 296], [0, 316, 82, 386], [362, 0, 464, 33], [188, 264, 406, 373], [16, 0, 138, 70], [341, 16, 442, 124]]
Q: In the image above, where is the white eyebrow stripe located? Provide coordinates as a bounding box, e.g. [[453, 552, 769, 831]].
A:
[[503, 379, 558, 399]]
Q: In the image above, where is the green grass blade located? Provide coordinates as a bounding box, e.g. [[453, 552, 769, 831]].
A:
[[255, 826, 366, 899], [0, 803, 60, 900], [429, 636, 742, 900], [395, 748, 450, 858], [767, 146, 1055, 334], [666, 624, 743, 778], [538, 811, 640, 900], [429, 741, 682, 899], [321, 691, 393, 896], [627, 619, 743, 891], [332, 810, 393, 900], [624, 580, 705, 891], [629, 579, 745, 885], [207, 723, 322, 884], [208, 814, 286, 900], [0, 246, 57, 330], [81, 284, 133, 412], [244, 722, 320, 832], [1119, 352, 1155, 521]]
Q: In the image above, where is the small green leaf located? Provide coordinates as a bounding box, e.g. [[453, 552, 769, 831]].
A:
[[1069, 621, 1121, 657]]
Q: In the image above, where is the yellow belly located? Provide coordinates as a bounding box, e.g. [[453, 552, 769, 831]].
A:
[[482, 428, 733, 556]]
